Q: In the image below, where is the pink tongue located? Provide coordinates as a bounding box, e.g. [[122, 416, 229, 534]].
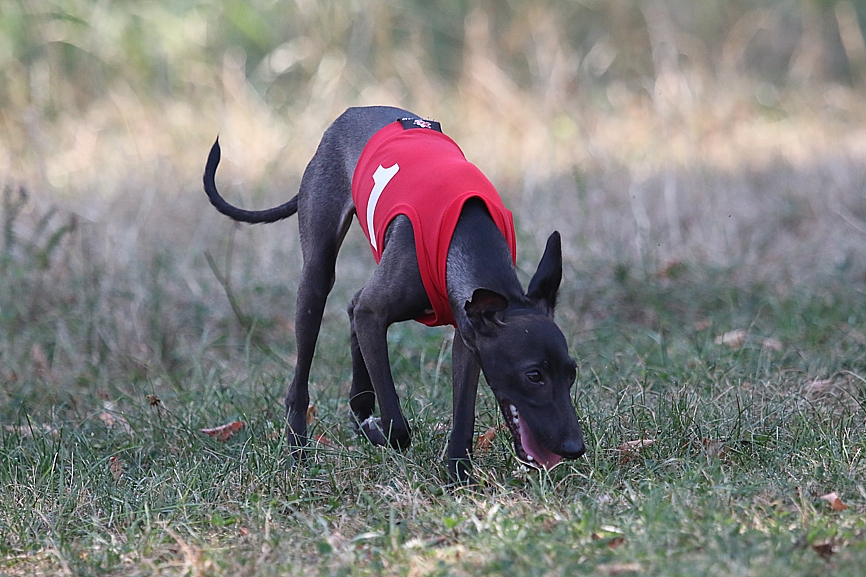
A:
[[518, 418, 562, 469]]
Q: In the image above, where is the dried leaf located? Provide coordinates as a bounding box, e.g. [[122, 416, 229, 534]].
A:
[[200, 421, 246, 442], [617, 439, 655, 464], [306, 405, 317, 424], [700, 438, 728, 459], [818, 492, 849, 511], [99, 402, 133, 435], [314, 434, 331, 445], [98, 412, 118, 427], [475, 425, 504, 451], [693, 318, 713, 332], [597, 562, 642, 575], [761, 337, 783, 352], [607, 536, 626, 549], [806, 379, 835, 393], [109, 456, 123, 480], [715, 329, 746, 348], [812, 541, 836, 559]]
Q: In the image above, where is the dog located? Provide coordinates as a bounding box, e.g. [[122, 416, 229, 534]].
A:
[[203, 106, 585, 483]]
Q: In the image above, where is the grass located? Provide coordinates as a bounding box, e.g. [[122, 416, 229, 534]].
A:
[[3, 1, 866, 574], [2, 174, 866, 575]]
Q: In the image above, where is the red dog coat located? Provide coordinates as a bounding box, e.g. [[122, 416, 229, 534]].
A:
[[352, 120, 517, 327]]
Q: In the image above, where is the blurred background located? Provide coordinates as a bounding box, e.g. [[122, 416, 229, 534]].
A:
[[2, 0, 866, 382], [2, 0, 865, 247]]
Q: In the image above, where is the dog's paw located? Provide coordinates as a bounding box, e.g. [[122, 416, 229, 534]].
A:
[[350, 412, 389, 446], [448, 459, 481, 488], [287, 432, 307, 465]]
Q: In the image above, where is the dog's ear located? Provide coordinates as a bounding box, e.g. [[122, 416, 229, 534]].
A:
[[465, 288, 508, 331], [527, 231, 562, 316]]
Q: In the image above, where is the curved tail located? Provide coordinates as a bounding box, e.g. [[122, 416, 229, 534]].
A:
[[203, 138, 299, 224]]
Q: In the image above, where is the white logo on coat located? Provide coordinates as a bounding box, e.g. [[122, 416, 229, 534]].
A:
[[366, 164, 400, 251]]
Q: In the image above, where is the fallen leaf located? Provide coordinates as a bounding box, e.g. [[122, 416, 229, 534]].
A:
[[700, 438, 728, 459], [475, 425, 505, 451], [693, 318, 713, 331], [818, 492, 849, 511], [806, 378, 835, 393], [314, 434, 331, 445], [306, 405, 317, 424], [239, 526, 250, 537], [715, 330, 746, 348], [761, 337, 783, 352], [98, 412, 118, 427], [607, 536, 626, 549], [617, 439, 655, 464], [597, 562, 641, 575], [109, 456, 123, 480], [812, 541, 836, 559], [99, 402, 133, 435], [99, 411, 132, 435], [200, 421, 246, 442]]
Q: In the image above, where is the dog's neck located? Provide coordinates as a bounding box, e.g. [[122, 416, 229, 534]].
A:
[[446, 199, 524, 330]]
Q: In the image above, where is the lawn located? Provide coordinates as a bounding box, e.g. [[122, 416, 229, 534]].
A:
[[2, 1, 866, 575]]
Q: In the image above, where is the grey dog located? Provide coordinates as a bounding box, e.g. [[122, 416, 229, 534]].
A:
[[203, 106, 585, 483]]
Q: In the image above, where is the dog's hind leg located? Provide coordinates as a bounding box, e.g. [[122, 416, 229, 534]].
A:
[[284, 154, 355, 460]]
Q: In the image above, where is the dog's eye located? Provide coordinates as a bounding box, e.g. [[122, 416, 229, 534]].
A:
[[526, 369, 543, 384]]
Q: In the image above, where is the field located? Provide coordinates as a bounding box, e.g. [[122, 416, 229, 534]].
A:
[[2, 1, 866, 575]]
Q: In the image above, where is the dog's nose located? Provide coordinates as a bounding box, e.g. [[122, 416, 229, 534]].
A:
[[560, 437, 586, 459]]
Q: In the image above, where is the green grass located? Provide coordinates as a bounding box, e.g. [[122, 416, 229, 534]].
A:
[[3, 2, 866, 573], [2, 189, 865, 575]]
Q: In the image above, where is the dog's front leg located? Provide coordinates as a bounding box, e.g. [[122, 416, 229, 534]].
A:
[[448, 330, 481, 484], [351, 296, 412, 450], [347, 289, 388, 446]]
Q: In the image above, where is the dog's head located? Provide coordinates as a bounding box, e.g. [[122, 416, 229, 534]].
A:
[[464, 232, 585, 468]]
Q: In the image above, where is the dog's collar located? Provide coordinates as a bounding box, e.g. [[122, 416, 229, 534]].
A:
[[399, 117, 442, 132]]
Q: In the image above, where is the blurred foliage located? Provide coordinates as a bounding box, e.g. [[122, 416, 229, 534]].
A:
[[2, 0, 866, 116]]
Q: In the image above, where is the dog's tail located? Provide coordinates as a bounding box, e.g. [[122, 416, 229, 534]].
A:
[[203, 137, 299, 224]]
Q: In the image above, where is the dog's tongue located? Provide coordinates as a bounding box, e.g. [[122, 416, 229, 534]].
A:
[[518, 418, 562, 469]]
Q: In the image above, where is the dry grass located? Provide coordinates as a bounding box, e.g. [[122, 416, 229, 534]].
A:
[[3, 2, 866, 575]]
